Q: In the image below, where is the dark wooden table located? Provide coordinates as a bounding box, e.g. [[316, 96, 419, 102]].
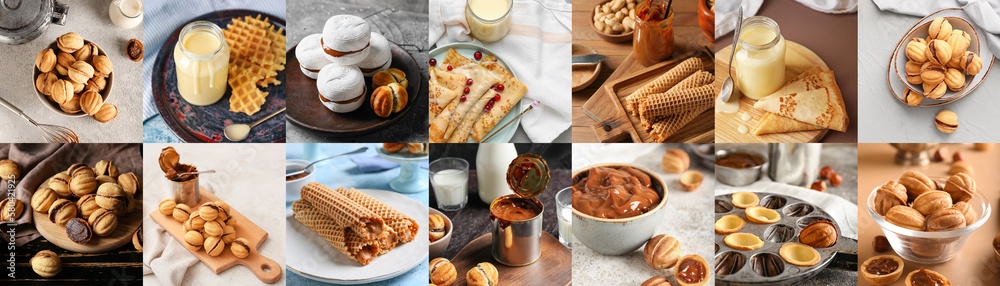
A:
[[572, 0, 714, 142], [431, 169, 570, 259], [6, 237, 142, 285]]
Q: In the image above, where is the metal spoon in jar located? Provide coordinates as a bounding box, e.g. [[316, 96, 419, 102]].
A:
[[285, 147, 369, 179], [224, 107, 286, 141], [718, 7, 743, 103]]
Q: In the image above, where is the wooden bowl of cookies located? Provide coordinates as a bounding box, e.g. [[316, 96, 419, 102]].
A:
[[33, 36, 114, 117], [590, 0, 635, 43]]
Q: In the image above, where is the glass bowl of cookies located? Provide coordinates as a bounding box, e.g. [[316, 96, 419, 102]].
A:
[[866, 172, 991, 263]]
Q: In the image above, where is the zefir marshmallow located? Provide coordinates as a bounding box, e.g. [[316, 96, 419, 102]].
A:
[[357, 32, 392, 76], [317, 64, 366, 113], [295, 34, 332, 79], [321, 15, 371, 65]]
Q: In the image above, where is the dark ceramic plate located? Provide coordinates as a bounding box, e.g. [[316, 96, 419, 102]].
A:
[[152, 10, 286, 142], [285, 41, 423, 137]]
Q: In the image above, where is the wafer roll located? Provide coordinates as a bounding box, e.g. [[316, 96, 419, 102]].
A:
[[639, 85, 714, 122], [666, 71, 714, 93], [625, 57, 703, 115], [647, 111, 704, 142], [301, 182, 387, 242], [293, 200, 381, 265], [335, 188, 419, 243]]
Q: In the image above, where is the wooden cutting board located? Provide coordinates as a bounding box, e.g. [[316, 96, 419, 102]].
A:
[[33, 172, 142, 253], [449, 232, 571, 286], [581, 52, 715, 143], [149, 188, 282, 284], [714, 41, 830, 143]]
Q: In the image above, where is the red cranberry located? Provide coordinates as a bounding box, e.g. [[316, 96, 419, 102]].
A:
[[474, 51, 482, 60], [496, 84, 504, 91], [463, 87, 470, 94], [493, 94, 500, 101], [466, 78, 473, 85], [460, 95, 467, 102], [447, 65, 453, 71], [429, 58, 437, 66]]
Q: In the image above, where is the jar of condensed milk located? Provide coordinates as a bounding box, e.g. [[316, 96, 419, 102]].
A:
[[173, 21, 230, 106], [732, 16, 786, 100], [490, 153, 550, 266], [466, 0, 513, 42]]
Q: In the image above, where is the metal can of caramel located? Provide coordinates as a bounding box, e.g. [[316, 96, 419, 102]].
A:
[[490, 195, 544, 266], [169, 164, 200, 205]]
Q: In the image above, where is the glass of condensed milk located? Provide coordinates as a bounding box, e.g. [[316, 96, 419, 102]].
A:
[[173, 21, 230, 106], [490, 153, 549, 266], [732, 16, 786, 100], [466, 0, 513, 42]]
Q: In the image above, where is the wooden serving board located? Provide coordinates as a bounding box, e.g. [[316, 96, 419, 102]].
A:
[[581, 52, 715, 143], [149, 188, 282, 284], [714, 41, 829, 143], [33, 172, 143, 253], [449, 232, 571, 286]]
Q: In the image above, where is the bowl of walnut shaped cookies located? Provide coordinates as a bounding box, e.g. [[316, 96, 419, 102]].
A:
[[892, 11, 987, 105], [866, 171, 990, 264]]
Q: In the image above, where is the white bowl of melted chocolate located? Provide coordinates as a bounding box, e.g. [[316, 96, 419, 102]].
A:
[[571, 163, 667, 255]]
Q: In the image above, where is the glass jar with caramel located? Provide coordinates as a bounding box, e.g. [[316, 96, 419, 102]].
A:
[[490, 153, 550, 266], [633, 0, 675, 66]]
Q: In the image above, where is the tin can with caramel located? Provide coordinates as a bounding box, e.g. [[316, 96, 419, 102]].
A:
[[489, 153, 549, 266], [168, 163, 200, 205]]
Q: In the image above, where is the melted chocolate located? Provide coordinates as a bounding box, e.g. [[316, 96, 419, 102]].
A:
[[677, 258, 706, 283], [865, 257, 898, 275], [716, 152, 765, 169]]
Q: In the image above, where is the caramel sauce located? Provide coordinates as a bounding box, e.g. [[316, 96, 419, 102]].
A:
[[572, 166, 660, 219], [490, 197, 541, 222], [865, 257, 898, 275], [165, 164, 198, 182], [286, 171, 309, 181], [911, 269, 946, 286], [321, 38, 370, 57], [716, 152, 764, 169], [633, 0, 674, 66], [510, 160, 538, 189], [677, 258, 706, 283]]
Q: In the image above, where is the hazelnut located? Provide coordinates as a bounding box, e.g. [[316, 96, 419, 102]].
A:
[[231, 237, 251, 258], [799, 221, 838, 248], [944, 68, 965, 91], [905, 38, 928, 63], [127, 39, 144, 62], [644, 234, 682, 269], [872, 235, 891, 252], [925, 208, 966, 231], [80, 91, 103, 116], [875, 181, 907, 216], [661, 149, 689, 173], [67, 61, 95, 84], [35, 48, 57, 73], [904, 88, 923, 106], [429, 258, 457, 286], [679, 170, 703, 191], [829, 173, 843, 186], [819, 166, 834, 179], [810, 180, 827, 192], [925, 39, 952, 66], [885, 205, 926, 231], [95, 160, 119, 177], [922, 81, 947, 99], [640, 276, 672, 286], [0, 159, 20, 180], [960, 51, 983, 75], [94, 103, 119, 123], [89, 208, 117, 236], [158, 198, 176, 215], [953, 201, 977, 224], [30, 250, 62, 278], [912, 191, 952, 216], [31, 187, 59, 214], [56, 32, 84, 53], [948, 160, 974, 176], [929, 17, 953, 40], [183, 230, 203, 251], [905, 60, 923, 84], [74, 42, 98, 62], [173, 203, 191, 222], [952, 150, 965, 162], [899, 171, 934, 200], [49, 79, 74, 104], [91, 55, 113, 77], [943, 172, 975, 202], [933, 147, 949, 162], [0, 198, 24, 221]]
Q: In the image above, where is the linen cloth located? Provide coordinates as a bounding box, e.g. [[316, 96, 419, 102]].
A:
[[874, 0, 1000, 58], [429, 0, 572, 143], [716, 0, 857, 39]]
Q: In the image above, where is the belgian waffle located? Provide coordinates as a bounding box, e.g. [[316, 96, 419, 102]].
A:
[[228, 70, 269, 116]]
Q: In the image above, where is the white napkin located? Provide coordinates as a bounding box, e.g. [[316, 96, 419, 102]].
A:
[[716, 179, 860, 240], [429, 0, 572, 143], [143, 216, 200, 286], [874, 0, 1000, 58], [716, 0, 857, 39]]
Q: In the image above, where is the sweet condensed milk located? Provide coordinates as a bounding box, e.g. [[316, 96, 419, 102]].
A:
[[732, 16, 786, 100], [173, 21, 230, 106], [466, 0, 513, 42]]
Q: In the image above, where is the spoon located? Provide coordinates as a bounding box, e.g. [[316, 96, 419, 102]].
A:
[[718, 7, 743, 103], [285, 147, 368, 178], [225, 107, 286, 141]]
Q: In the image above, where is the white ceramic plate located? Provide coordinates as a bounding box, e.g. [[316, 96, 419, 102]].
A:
[[285, 189, 428, 284], [428, 42, 523, 143], [888, 8, 994, 106]]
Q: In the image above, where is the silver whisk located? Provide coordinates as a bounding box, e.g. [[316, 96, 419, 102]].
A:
[[0, 97, 79, 143]]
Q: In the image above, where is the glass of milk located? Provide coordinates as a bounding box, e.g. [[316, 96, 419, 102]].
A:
[[109, 0, 143, 29], [430, 157, 469, 211], [555, 187, 572, 248]]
